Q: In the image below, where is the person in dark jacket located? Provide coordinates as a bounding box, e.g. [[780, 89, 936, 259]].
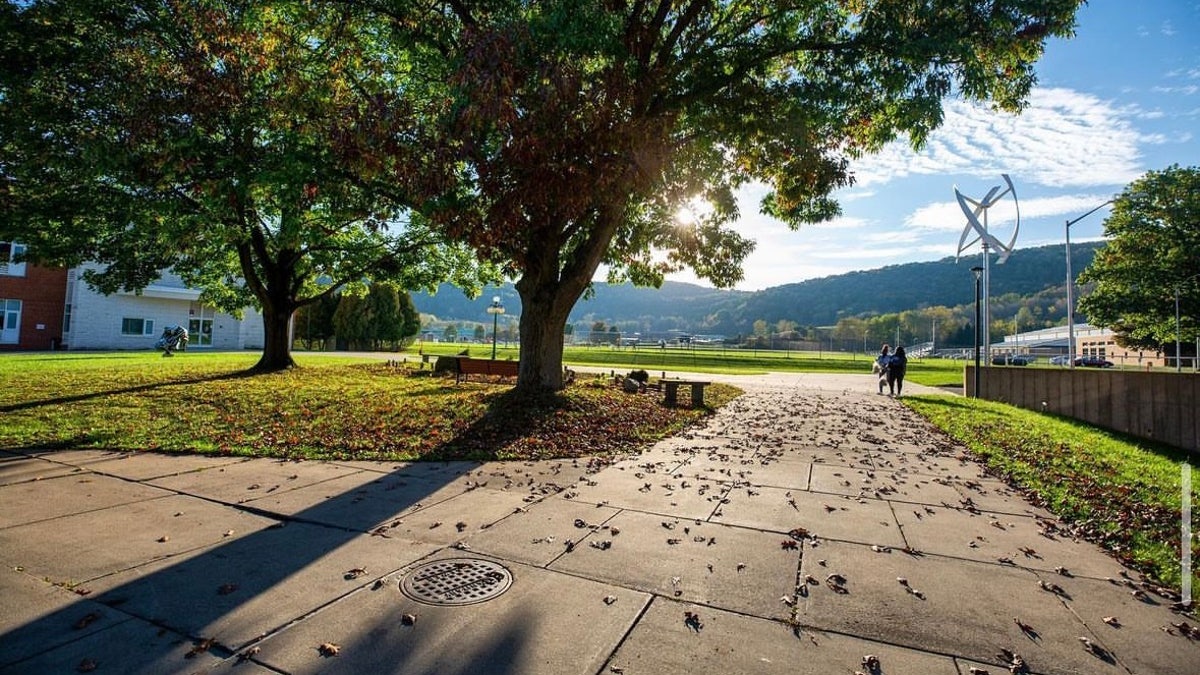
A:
[[886, 345, 908, 396]]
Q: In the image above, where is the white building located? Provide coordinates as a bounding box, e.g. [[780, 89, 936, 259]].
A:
[[63, 265, 264, 351], [993, 323, 1166, 367]]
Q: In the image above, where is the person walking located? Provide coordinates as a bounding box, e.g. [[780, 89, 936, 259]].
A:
[[873, 344, 891, 394], [887, 345, 908, 396]]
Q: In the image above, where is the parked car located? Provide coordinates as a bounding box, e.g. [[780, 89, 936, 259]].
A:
[[1074, 356, 1114, 368], [1049, 355, 1072, 366], [991, 354, 1036, 366]]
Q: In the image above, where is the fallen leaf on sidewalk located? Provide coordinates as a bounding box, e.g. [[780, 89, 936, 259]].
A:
[[318, 642, 341, 657], [72, 612, 100, 630], [185, 637, 216, 659]]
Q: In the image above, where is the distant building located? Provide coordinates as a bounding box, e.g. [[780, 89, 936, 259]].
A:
[[1, 242, 263, 352], [0, 241, 67, 350], [63, 264, 264, 351], [993, 324, 1166, 367]]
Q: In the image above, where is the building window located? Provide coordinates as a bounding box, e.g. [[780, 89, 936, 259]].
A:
[[0, 242, 27, 277], [121, 318, 155, 336]]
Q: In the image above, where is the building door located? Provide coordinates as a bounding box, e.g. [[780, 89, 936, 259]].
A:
[[1, 299, 21, 344], [188, 317, 213, 347], [188, 305, 214, 347]]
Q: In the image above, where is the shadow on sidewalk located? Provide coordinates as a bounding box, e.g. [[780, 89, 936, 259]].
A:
[[0, 397, 569, 673]]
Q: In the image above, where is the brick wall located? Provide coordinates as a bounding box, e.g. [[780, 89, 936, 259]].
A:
[[0, 264, 67, 350]]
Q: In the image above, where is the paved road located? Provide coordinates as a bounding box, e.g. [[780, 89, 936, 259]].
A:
[[0, 374, 1195, 674]]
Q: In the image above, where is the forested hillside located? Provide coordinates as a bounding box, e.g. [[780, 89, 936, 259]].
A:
[[412, 241, 1102, 336]]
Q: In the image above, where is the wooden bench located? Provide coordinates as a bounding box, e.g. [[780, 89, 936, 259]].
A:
[[660, 378, 711, 407], [453, 357, 519, 383]]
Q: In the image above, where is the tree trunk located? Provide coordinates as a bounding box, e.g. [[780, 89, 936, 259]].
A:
[[514, 280, 577, 393], [253, 301, 297, 371], [512, 208, 625, 392]]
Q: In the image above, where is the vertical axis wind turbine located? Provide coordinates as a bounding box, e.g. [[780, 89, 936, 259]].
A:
[[955, 174, 1020, 366]]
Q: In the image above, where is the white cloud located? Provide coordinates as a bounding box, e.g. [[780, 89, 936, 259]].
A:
[[860, 230, 924, 245], [1161, 21, 1176, 37], [840, 189, 877, 202], [1151, 85, 1199, 95], [905, 194, 1118, 232], [849, 87, 1144, 189]]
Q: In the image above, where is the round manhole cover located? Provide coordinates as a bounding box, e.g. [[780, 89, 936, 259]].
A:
[[399, 558, 513, 606]]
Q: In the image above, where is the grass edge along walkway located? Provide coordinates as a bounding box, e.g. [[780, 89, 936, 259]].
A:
[[903, 394, 1198, 593]]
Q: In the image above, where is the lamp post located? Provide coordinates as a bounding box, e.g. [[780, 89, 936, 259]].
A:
[[486, 295, 505, 360], [972, 266, 983, 398], [1065, 199, 1116, 369], [1177, 274, 1200, 373]]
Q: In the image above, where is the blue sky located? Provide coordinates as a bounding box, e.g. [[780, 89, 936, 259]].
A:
[[669, 0, 1200, 291]]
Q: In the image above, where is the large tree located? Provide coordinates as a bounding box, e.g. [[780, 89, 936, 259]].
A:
[[0, 0, 485, 371], [382, 0, 1083, 391], [1078, 166, 1200, 354]]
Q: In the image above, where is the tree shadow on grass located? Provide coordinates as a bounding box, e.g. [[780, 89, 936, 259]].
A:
[[0, 370, 258, 414], [421, 383, 699, 462]]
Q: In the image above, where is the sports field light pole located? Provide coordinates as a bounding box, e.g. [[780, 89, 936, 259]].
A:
[[487, 296, 505, 360], [1065, 199, 1116, 369], [972, 266, 984, 398]]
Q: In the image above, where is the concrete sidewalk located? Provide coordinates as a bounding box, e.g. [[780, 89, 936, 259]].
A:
[[1, 374, 1195, 674]]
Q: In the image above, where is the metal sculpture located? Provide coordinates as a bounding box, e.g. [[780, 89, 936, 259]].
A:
[[955, 174, 1020, 366], [155, 325, 189, 356]]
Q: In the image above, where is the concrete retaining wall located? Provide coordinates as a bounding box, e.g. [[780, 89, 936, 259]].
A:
[[964, 366, 1199, 453]]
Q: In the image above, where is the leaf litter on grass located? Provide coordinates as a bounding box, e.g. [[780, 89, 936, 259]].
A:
[[0, 358, 740, 464]]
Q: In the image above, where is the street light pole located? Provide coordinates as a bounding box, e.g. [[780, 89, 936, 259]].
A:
[[486, 296, 505, 360], [1177, 287, 1183, 373], [1065, 199, 1116, 369], [1177, 274, 1200, 373], [972, 266, 983, 398]]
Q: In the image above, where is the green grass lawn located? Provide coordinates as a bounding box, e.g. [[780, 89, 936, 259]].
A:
[[903, 394, 1198, 591], [412, 342, 968, 388], [0, 352, 740, 462]]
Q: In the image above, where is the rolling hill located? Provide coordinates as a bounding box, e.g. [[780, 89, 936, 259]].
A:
[[411, 241, 1102, 335]]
